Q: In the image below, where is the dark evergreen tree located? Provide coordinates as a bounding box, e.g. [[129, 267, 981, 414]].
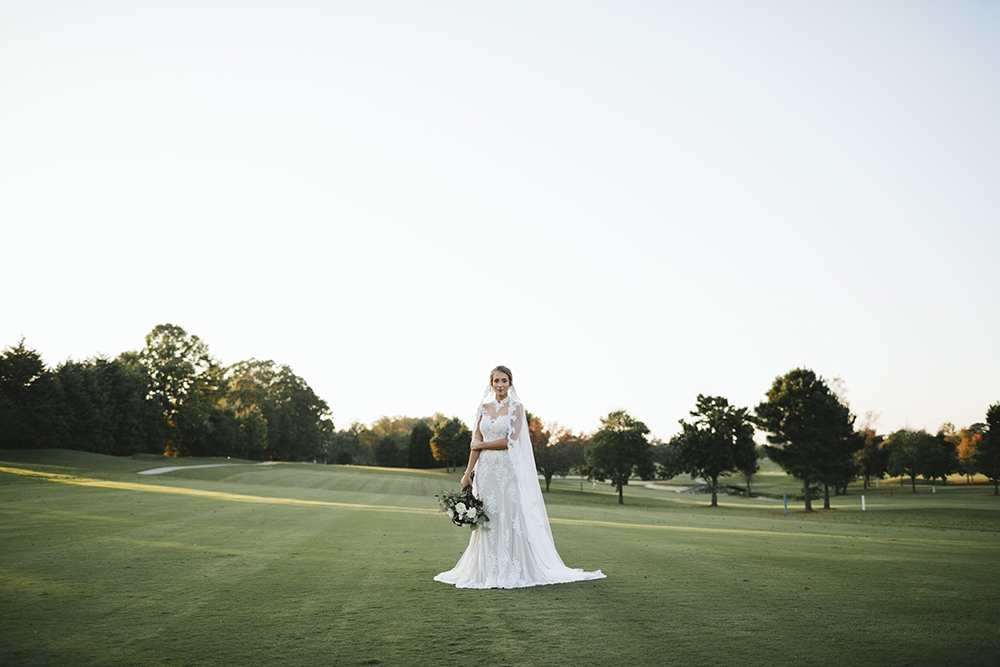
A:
[[56, 359, 111, 453], [0, 340, 65, 449], [104, 354, 162, 455], [407, 422, 434, 468], [973, 403, 1000, 495], [374, 435, 403, 467], [755, 369, 856, 512]]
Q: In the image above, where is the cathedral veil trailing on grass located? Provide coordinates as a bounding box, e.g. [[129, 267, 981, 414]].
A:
[[434, 384, 605, 589]]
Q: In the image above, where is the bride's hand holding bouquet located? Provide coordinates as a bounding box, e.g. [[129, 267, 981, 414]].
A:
[[437, 473, 490, 532]]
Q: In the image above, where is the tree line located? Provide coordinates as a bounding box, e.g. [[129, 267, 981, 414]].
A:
[[0, 325, 333, 461], [0, 327, 567, 471], [572, 368, 1000, 508], [3, 337, 998, 504]]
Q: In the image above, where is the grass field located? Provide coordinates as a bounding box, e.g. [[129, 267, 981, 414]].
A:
[[2, 450, 999, 666]]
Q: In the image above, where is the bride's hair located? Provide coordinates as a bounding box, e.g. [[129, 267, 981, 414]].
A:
[[490, 365, 513, 386]]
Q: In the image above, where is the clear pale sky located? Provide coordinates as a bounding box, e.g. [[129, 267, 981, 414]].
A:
[[2, 1, 998, 441]]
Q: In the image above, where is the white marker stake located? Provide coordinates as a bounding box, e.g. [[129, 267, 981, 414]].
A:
[[862, 495, 866, 511]]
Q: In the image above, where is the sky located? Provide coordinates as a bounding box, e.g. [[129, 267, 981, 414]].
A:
[[2, 0, 998, 441]]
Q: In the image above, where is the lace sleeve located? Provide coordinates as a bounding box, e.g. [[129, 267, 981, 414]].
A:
[[507, 404, 526, 449], [472, 407, 484, 448]]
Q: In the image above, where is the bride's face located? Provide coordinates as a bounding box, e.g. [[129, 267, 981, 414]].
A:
[[492, 372, 510, 399]]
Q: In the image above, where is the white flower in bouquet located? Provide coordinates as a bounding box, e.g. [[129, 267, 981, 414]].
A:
[[435, 476, 490, 531]]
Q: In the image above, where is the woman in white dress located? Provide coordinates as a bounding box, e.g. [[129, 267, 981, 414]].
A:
[[434, 365, 605, 589]]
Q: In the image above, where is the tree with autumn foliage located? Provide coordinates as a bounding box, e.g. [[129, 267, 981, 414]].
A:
[[955, 424, 985, 483]]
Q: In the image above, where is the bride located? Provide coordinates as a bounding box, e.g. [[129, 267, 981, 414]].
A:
[[434, 365, 605, 589]]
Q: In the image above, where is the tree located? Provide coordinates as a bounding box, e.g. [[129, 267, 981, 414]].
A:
[[886, 429, 938, 492], [585, 410, 654, 505], [926, 427, 959, 484], [103, 353, 163, 455], [139, 324, 218, 456], [329, 423, 368, 466], [855, 428, 888, 490], [0, 329, 335, 461], [374, 435, 403, 467], [973, 403, 1000, 495], [651, 439, 684, 480], [669, 395, 756, 507], [369, 415, 441, 469], [225, 359, 333, 461], [350, 422, 378, 466], [264, 364, 333, 461], [0, 340, 65, 449], [818, 430, 863, 505], [53, 356, 158, 456], [755, 369, 856, 512], [408, 422, 435, 468], [55, 359, 113, 453], [430, 417, 471, 473], [533, 420, 587, 492], [955, 424, 985, 483], [226, 359, 276, 460], [735, 431, 760, 497]]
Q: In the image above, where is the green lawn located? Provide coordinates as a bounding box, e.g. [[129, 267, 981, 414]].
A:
[[2, 451, 998, 666]]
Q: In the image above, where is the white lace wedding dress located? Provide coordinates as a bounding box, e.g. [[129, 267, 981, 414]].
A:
[[434, 394, 605, 589]]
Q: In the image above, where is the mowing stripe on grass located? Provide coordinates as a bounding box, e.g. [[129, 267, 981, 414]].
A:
[[2, 466, 994, 549], [0, 466, 436, 515], [546, 516, 998, 549]]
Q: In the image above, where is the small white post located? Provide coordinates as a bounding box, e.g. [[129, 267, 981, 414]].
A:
[[933, 485, 937, 493], [862, 495, 866, 511]]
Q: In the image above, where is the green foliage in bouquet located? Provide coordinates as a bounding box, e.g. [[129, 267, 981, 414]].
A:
[[436, 474, 490, 531]]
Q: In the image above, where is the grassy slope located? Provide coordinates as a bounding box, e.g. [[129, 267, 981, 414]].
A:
[[1, 451, 998, 667]]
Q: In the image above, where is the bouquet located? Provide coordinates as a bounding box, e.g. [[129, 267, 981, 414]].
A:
[[436, 474, 490, 531]]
